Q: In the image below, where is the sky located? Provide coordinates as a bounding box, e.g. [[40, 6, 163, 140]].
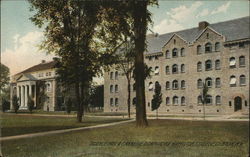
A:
[[1, 0, 249, 78]]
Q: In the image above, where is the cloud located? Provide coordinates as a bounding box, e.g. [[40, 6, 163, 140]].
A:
[[153, 1, 202, 34], [196, 9, 209, 18], [211, 2, 231, 15], [1, 31, 55, 76]]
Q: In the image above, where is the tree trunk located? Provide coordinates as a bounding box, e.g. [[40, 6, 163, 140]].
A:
[[133, 1, 148, 127], [203, 103, 205, 120], [156, 109, 158, 120], [127, 80, 131, 119], [76, 82, 83, 122]]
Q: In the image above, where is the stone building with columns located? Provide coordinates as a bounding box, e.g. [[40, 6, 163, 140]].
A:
[[10, 60, 59, 111], [104, 16, 249, 115]]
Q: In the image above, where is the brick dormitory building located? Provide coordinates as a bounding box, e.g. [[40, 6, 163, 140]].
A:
[[104, 16, 249, 115]]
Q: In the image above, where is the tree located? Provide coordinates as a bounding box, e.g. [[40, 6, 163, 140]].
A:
[[201, 82, 209, 120], [66, 98, 72, 114], [0, 63, 9, 92], [151, 82, 162, 119], [12, 95, 19, 114], [28, 96, 35, 114], [89, 85, 104, 110]]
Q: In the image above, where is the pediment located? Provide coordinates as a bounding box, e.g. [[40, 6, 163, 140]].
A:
[[162, 33, 188, 48], [17, 74, 37, 82]]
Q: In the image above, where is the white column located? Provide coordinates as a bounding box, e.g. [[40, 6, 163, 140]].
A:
[[21, 86, 24, 107], [34, 85, 37, 107], [25, 85, 28, 107], [17, 86, 20, 99], [10, 85, 13, 110], [29, 84, 32, 97]]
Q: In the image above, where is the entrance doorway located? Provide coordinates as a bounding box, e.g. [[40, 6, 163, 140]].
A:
[[234, 96, 242, 111]]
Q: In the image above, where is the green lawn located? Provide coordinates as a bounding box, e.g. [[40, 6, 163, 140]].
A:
[[2, 119, 249, 157], [0, 114, 128, 137]]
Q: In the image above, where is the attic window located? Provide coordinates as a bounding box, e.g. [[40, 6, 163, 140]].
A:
[[206, 33, 209, 39], [174, 39, 176, 44]]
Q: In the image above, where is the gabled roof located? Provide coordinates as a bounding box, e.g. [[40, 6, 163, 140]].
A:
[[17, 73, 37, 81], [15, 61, 56, 76], [146, 16, 249, 54]]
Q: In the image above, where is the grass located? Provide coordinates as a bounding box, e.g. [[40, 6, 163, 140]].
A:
[[0, 114, 128, 137], [1, 119, 249, 157]]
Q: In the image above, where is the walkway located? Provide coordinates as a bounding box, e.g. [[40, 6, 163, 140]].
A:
[[0, 119, 135, 142]]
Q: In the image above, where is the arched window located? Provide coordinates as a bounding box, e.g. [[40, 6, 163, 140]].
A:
[[240, 75, 246, 85], [148, 82, 153, 91], [155, 81, 160, 88], [215, 78, 221, 88], [173, 96, 178, 105], [155, 66, 159, 75], [115, 98, 119, 106], [110, 85, 113, 93], [110, 98, 113, 106], [215, 60, 220, 70], [172, 48, 178, 58], [172, 80, 178, 89], [216, 95, 221, 105], [166, 81, 170, 90], [132, 97, 136, 106], [181, 48, 185, 57], [205, 42, 212, 53], [197, 45, 202, 54], [215, 42, 220, 51], [172, 64, 178, 74], [206, 95, 212, 104], [165, 50, 170, 59], [166, 97, 170, 105], [197, 62, 202, 72], [181, 64, 185, 73], [165, 66, 170, 74], [239, 56, 245, 67], [133, 83, 136, 91], [46, 82, 51, 92], [197, 79, 203, 88], [205, 60, 212, 71], [181, 96, 185, 105], [230, 75, 236, 87], [205, 77, 212, 87], [198, 95, 202, 104], [115, 71, 118, 80], [110, 72, 114, 80], [115, 85, 118, 92], [181, 80, 185, 89], [229, 57, 236, 68]]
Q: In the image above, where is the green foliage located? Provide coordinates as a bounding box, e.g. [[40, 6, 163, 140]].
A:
[[28, 96, 35, 114], [2, 99, 10, 112], [36, 80, 47, 109], [12, 95, 19, 114], [89, 85, 104, 108], [201, 82, 209, 105], [66, 98, 72, 114], [151, 82, 162, 111], [0, 63, 10, 92]]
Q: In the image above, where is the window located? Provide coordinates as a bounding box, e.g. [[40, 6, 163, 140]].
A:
[[110, 85, 114, 93], [239, 42, 245, 48], [132, 97, 136, 106], [240, 75, 246, 86], [205, 42, 212, 53], [181, 97, 185, 105], [172, 48, 178, 58], [172, 64, 178, 74], [133, 83, 136, 91], [166, 97, 170, 105], [48, 72, 51, 76], [197, 62, 202, 72], [197, 79, 203, 88], [181, 48, 185, 57], [205, 60, 212, 71], [174, 39, 176, 44], [198, 96, 202, 104], [148, 82, 153, 91], [215, 42, 220, 51], [173, 96, 178, 105], [46, 83, 51, 92], [197, 45, 202, 54], [166, 81, 170, 90], [165, 66, 170, 75], [181, 64, 185, 73], [46, 72, 49, 76], [110, 72, 114, 80], [229, 57, 236, 68], [181, 80, 185, 89], [206, 33, 209, 39], [172, 80, 178, 89], [165, 50, 170, 59], [155, 66, 159, 75], [229, 101, 232, 106], [148, 56, 152, 61], [206, 77, 212, 88], [206, 95, 212, 104], [115, 71, 118, 80], [216, 95, 221, 105], [215, 78, 221, 88], [110, 98, 113, 106], [239, 56, 245, 67], [38, 73, 44, 77], [115, 85, 118, 92], [215, 60, 221, 70], [230, 75, 236, 87], [115, 98, 118, 106], [155, 56, 159, 60], [245, 101, 248, 107]]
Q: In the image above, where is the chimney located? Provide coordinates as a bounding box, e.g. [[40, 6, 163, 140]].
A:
[[41, 60, 46, 63], [199, 21, 209, 30]]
